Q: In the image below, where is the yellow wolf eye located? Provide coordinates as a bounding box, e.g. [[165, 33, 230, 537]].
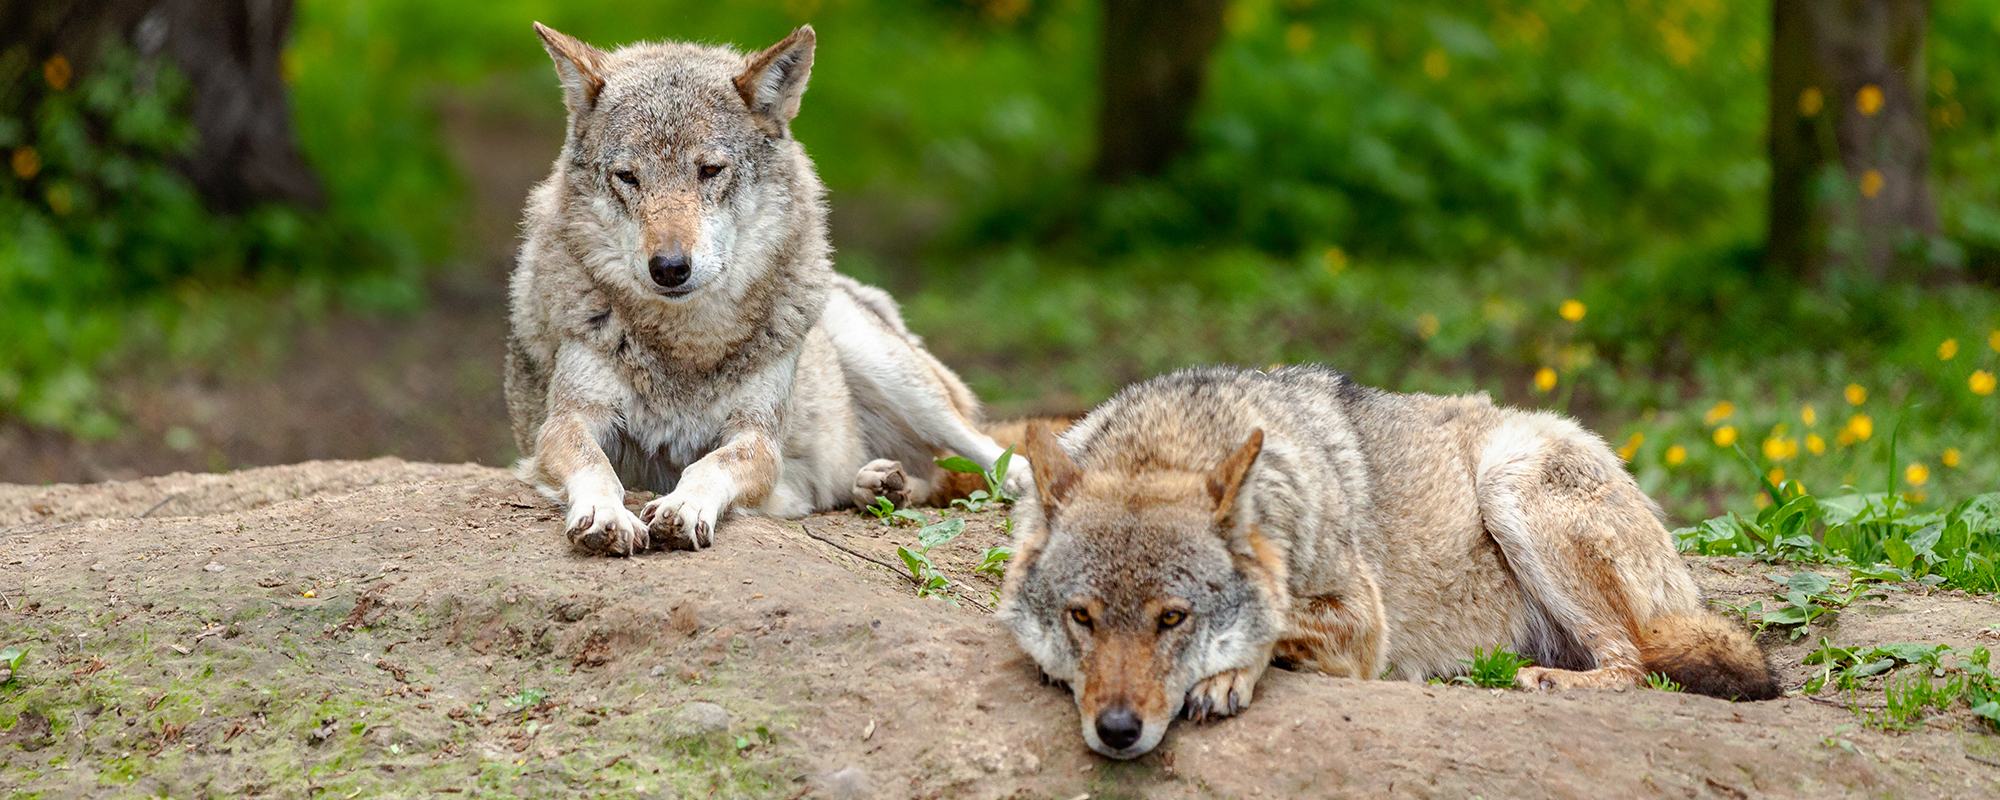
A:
[[1069, 608, 1092, 627], [698, 164, 724, 180], [1158, 610, 1187, 629]]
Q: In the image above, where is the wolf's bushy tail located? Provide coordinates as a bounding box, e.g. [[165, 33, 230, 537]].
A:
[[1635, 612, 1781, 701]]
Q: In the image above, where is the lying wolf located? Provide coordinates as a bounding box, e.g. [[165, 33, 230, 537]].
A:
[[1000, 365, 1777, 758], [505, 23, 1024, 554]]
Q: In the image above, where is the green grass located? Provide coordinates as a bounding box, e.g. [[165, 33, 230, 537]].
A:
[[1451, 646, 1533, 689]]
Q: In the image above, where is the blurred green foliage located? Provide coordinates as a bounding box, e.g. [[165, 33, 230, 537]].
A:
[[1, 0, 1997, 522]]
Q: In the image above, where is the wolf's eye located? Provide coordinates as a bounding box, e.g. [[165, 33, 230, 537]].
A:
[[698, 164, 724, 180], [1069, 608, 1092, 627], [613, 169, 638, 186], [1158, 610, 1187, 630]]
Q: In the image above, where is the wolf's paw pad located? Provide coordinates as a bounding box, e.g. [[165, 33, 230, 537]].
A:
[[1184, 668, 1259, 722], [852, 459, 911, 509], [641, 493, 720, 551], [566, 501, 648, 556], [999, 460, 1034, 498]]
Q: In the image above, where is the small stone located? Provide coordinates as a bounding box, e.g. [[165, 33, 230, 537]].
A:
[[204, 563, 226, 573], [89, 563, 106, 572], [662, 701, 729, 740], [817, 766, 872, 799], [650, 664, 669, 678]]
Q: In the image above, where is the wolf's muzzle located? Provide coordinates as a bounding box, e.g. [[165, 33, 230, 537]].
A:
[[648, 249, 693, 294]]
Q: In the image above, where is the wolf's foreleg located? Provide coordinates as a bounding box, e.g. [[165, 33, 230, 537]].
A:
[[641, 430, 779, 550], [532, 409, 649, 555], [1182, 644, 1271, 722], [1274, 572, 1390, 680]]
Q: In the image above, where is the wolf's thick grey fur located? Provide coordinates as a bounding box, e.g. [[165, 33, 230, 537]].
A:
[[1001, 365, 1776, 758], [505, 24, 1024, 554]]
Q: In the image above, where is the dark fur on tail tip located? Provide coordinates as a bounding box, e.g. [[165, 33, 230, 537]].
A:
[[1637, 612, 1783, 701]]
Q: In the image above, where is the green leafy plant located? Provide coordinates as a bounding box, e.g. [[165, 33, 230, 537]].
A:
[[974, 546, 1012, 579], [896, 517, 966, 600], [861, 495, 926, 527], [1802, 640, 2000, 731], [1756, 571, 1885, 640], [1452, 646, 1533, 689], [938, 445, 1017, 511]]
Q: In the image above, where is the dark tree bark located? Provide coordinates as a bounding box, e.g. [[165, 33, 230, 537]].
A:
[[0, 0, 323, 211], [1768, 0, 1934, 281], [1092, 0, 1226, 183]]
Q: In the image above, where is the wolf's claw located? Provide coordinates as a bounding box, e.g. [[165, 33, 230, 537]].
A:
[[1184, 665, 1262, 723], [642, 491, 721, 551], [565, 497, 647, 556]]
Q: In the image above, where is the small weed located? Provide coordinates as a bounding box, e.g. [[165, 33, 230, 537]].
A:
[[1644, 672, 1684, 692], [1803, 640, 2000, 730], [1452, 646, 1533, 689], [505, 686, 548, 710], [0, 645, 25, 687], [733, 725, 775, 752], [896, 518, 967, 600], [862, 496, 927, 527], [974, 546, 1012, 579]]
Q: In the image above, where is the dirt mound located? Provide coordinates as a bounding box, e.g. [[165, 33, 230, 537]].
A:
[[3, 461, 1997, 798]]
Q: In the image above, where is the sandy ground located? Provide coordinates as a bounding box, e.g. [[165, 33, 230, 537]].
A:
[[2, 459, 1999, 799]]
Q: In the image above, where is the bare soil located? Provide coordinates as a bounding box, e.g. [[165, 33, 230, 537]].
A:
[[2, 460, 1998, 798]]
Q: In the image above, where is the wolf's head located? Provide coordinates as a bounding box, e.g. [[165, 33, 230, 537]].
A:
[[998, 423, 1288, 759], [533, 23, 822, 303]]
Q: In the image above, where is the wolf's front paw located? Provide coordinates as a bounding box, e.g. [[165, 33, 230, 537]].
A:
[[851, 459, 911, 509], [566, 499, 648, 556], [1183, 666, 1261, 722], [999, 460, 1034, 500], [641, 491, 722, 551]]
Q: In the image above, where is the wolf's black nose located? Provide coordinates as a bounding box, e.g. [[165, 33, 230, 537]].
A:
[[648, 251, 692, 289], [1095, 707, 1143, 750]]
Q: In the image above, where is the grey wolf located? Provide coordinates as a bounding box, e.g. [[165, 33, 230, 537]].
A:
[[999, 365, 1778, 758], [504, 23, 1026, 554]]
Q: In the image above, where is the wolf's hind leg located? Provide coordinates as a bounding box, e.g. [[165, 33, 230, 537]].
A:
[[1477, 421, 1695, 692], [1273, 574, 1389, 680]]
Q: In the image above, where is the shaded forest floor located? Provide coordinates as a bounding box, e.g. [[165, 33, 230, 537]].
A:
[[3, 460, 1999, 798]]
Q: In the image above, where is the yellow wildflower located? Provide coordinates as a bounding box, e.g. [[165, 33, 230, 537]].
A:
[[1713, 426, 1738, 447], [302, 590, 317, 598], [1559, 299, 1586, 322], [10, 147, 38, 180], [1755, 493, 1771, 509], [1285, 23, 1315, 53], [1768, 468, 1786, 486], [44, 54, 71, 90], [1941, 447, 1961, 468], [1939, 338, 1959, 360], [1990, 330, 2000, 352], [1845, 413, 1873, 442], [1972, 370, 1996, 396], [1857, 84, 1884, 116], [1762, 437, 1800, 462], [1800, 405, 1817, 427], [1664, 444, 1687, 466], [1905, 462, 1930, 486], [1703, 401, 1735, 426], [1806, 433, 1826, 455], [1534, 367, 1557, 392], [1617, 432, 1644, 462], [1416, 313, 1440, 340], [1798, 87, 1823, 117], [1322, 246, 1347, 276], [1424, 48, 1451, 80], [1845, 384, 1867, 405], [1860, 170, 1884, 199]]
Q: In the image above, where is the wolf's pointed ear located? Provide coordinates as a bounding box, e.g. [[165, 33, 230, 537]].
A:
[[1207, 429, 1264, 527], [1023, 420, 1081, 518], [734, 25, 815, 137], [535, 22, 607, 116]]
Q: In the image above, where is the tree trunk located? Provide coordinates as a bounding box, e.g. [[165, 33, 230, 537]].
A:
[[1767, 0, 1934, 282], [1092, 0, 1226, 183], [1, 0, 323, 211]]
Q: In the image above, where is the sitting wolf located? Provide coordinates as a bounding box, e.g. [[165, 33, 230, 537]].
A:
[[1001, 365, 1777, 758], [505, 23, 1024, 554]]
